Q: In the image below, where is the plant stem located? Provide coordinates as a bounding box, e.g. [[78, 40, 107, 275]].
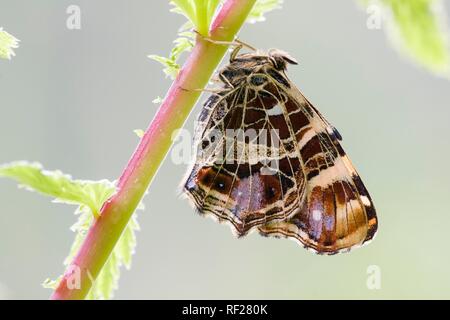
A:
[[51, 0, 257, 300]]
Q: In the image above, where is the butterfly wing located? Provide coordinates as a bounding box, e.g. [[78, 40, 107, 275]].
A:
[[184, 50, 377, 254], [184, 80, 307, 236], [258, 85, 378, 254]]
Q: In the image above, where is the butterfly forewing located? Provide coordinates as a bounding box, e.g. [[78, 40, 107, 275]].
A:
[[185, 78, 306, 235], [183, 49, 377, 254], [257, 87, 377, 254]]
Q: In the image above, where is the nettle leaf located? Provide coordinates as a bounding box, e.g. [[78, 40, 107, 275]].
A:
[[365, 0, 450, 75], [148, 54, 183, 79], [152, 96, 163, 104], [134, 129, 145, 138], [248, 0, 283, 23], [0, 162, 139, 300], [152, 1, 283, 80], [0, 27, 19, 60], [149, 29, 195, 79], [0, 162, 113, 217], [170, 0, 222, 35], [171, 0, 198, 30]]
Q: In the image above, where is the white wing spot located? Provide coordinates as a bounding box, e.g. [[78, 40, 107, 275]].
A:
[[360, 195, 371, 206], [297, 128, 315, 149], [312, 210, 322, 221], [326, 127, 334, 135], [266, 104, 283, 116]]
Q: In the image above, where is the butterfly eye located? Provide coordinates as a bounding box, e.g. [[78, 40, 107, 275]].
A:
[[250, 75, 266, 86]]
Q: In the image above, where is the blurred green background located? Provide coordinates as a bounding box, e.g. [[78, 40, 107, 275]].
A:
[[1, 0, 450, 299]]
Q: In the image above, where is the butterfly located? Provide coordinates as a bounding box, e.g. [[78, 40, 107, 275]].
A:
[[183, 47, 378, 254]]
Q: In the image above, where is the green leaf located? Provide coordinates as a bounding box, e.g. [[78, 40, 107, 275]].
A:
[[152, 1, 284, 79], [207, 0, 221, 29], [195, 0, 208, 35], [0, 162, 115, 217], [170, 0, 284, 31], [0, 27, 19, 60], [152, 96, 163, 104], [0, 161, 139, 300], [149, 32, 194, 79], [134, 129, 145, 138], [248, 0, 283, 23], [171, 0, 198, 30], [171, 37, 195, 61], [366, 0, 450, 75], [42, 277, 62, 290], [148, 54, 182, 79]]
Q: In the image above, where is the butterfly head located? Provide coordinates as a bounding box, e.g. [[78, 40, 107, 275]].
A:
[[219, 48, 298, 88], [267, 49, 298, 71]]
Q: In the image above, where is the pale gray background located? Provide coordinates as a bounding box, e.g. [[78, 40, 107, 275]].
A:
[[1, 1, 450, 299]]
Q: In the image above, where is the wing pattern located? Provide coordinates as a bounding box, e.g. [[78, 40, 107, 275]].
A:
[[183, 49, 377, 254]]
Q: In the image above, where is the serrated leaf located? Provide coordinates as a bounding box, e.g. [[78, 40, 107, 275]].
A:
[[171, 0, 198, 29], [248, 0, 283, 23], [134, 129, 145, 138], [148, 54, 181, 79], [149, 31, 194, 79], [42, 277, 62, 290], [86, 252, 119, 300], [0, 162, 115, 217], [171, 37, 194, 60], [0, 161, 140, 300], [152, 96, 163, 104], [152, 1, 283, 78], [116, 215, 139, 269], [0, 27, 19, 60]]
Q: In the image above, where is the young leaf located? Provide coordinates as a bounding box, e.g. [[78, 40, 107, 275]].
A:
[[152, 96, 163, 104], [152, 1, 284, 78], [148, 54, 182, 79], [247, 0, 283, 23], [207, 0, 221, 29], [172, 36, 195, 60], [149, 32, 194, 79], [171, 0, 198, 29], [0, 27, 19, 60], [134, 129, 145, 138]]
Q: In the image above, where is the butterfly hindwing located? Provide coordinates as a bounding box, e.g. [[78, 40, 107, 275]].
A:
[[184, 48, 377, 253], [184, 81, 306, 235], [258, 88, 377, 254]]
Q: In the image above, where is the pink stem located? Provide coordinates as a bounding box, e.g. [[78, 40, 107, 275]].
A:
[[51, 0, 257, 300]]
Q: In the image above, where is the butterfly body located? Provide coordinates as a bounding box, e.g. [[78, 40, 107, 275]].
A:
[[184, 48, 377, 254]]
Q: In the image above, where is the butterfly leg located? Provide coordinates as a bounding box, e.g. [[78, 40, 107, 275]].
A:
[[178, 86, 224, 94], [194, 30, 256, 58]]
